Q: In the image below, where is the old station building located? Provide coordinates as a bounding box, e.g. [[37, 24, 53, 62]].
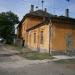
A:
[[18, 5, 75, 55]]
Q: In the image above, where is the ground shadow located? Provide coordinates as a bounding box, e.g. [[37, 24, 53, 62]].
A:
[[0, 53, 19, 57]]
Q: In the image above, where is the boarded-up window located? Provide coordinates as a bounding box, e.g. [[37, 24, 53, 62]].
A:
[[34, 33, 36, 43], [40, 31, 43, 44]]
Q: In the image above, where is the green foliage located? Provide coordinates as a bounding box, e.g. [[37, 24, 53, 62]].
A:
[[0, 11, 19, 44], [54, 59, 75, 64], [22, 52, 53, 60], [20, 50, 53, 60]]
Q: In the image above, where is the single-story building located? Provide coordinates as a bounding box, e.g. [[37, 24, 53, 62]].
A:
[[17, 5, 75, 55]]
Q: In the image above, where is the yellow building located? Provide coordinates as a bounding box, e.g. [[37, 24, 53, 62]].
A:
[[18, 6, 75, 55]]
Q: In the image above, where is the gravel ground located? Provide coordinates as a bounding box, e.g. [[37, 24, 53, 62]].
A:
[[0, 62, 75, 75]]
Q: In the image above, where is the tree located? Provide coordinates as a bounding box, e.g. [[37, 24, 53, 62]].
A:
[[0, 11, 19, 44]]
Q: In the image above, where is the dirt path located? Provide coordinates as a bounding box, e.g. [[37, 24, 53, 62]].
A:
[[0, 44, 75, 75], [0, 44, 52, 68]]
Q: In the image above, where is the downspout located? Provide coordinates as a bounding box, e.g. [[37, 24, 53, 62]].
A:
[[49, 19, 52, 55]]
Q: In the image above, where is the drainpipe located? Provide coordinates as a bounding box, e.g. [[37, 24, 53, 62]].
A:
[[49, 19, 52, 55]]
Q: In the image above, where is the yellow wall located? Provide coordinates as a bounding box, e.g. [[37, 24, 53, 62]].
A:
[[72, 29, 75, 49], [27, 24, 49, 52], [52, 23, 75, 52], [21, 17, 43, 44], [19, 16, 75, 53]]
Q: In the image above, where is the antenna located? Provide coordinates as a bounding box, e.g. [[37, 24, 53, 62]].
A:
[[52, 0, 56, 15], [66, 0, 70, 9], [36, 6, 38, 9], [65, 0, 70, 17], [36, 0, 39, 9], [41, 0, 44, 11]]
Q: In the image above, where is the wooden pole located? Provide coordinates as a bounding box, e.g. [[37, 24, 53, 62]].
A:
[[49, 19, 52, 55]]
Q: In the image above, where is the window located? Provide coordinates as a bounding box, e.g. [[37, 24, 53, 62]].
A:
[[34, 33, 36, 43], [40, 31, 43, 44], [66, 32, 73, 49]]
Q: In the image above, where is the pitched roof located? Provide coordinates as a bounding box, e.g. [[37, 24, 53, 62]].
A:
[[27, 10, 53, 17], [51, 16, 75, 24], [18, 10, 54, 28], [18, 10, 75, 28]]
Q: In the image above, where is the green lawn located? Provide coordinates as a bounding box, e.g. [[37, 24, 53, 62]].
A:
[[17, 47, 53, 60], [54, 59, 75, 64], [20, 51, 53, 60]]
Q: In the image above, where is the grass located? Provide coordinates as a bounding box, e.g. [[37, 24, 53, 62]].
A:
[[4, 44, 54, 60], [54, 59, 75, 64], [16, 47, 54, 60], [20, 51, 53, 60]]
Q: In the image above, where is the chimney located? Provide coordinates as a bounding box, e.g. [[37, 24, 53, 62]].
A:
[[65, 9, 69, 17], [30, 5, 34, 12], [44, 8, 47, 12]]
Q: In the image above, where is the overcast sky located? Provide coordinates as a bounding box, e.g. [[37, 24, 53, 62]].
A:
[[0, 0, 75, 21]]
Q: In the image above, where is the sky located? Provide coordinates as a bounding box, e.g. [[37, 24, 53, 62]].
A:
[[0, 0, 75, 21]]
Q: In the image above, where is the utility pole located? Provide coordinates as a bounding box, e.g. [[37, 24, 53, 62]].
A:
[[49, 19, 52, 55]]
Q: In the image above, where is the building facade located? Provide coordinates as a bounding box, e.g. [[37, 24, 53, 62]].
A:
[[18, 9, 75, 55]]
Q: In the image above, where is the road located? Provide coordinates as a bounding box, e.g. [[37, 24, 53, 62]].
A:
[[0, 44, 75, 75]]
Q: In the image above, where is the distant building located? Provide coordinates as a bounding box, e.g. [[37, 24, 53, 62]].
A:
[[13, 24, 18, 44], [17, 5, 75, 55]]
